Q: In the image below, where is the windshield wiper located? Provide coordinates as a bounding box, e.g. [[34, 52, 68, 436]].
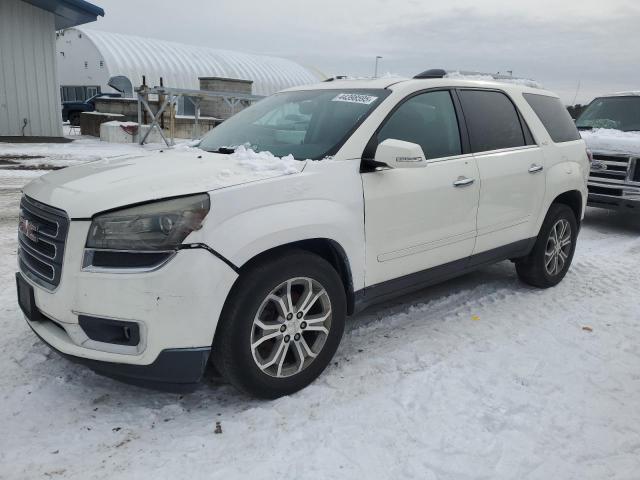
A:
[[576, 126, 593, 130], [203, 146, 236, 154]]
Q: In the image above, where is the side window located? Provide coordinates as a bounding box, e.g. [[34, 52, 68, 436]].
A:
[[523, 93, 581, 143], [376, 90, 462, 160], [458, 90, 526, 152]]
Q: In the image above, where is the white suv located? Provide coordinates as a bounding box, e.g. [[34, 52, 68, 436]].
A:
[[16, 71, 590, 398]]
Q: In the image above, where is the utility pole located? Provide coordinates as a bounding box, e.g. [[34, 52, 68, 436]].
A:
[[572, 80, 582, 106], [374, 56, 383, 79]]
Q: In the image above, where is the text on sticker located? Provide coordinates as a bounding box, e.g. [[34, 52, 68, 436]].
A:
[[332, 93, 378, 105]]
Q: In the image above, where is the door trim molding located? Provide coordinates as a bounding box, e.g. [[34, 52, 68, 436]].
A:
[[377, 230, 476, 262]]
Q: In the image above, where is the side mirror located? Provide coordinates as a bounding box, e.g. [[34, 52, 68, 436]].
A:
[[374, 139, 427, 169]]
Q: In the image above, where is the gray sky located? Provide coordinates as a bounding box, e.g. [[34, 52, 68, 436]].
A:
[[92, 0, 640, 104]]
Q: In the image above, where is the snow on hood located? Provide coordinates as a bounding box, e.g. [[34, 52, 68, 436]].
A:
[[580, 128, 640, 156], [227, 145, 300, 175], [22, 147, 305, 218]]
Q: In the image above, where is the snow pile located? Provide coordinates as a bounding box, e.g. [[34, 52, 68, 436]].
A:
[[101, 120, 139, 127], [580, 128, 640, 156], [445, 71, 543, 89], [228, 145, 301, 175]]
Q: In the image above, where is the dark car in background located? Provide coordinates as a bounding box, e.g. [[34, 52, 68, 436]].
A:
[[62, 92, 121, 126]]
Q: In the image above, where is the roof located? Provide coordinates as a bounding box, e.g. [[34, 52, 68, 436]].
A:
[[23, 0, 104, 29], [606, 91, 640, 97], [74, 28, 324, 97], [285, 76, 557, 98], [284, 76, 407, 91]]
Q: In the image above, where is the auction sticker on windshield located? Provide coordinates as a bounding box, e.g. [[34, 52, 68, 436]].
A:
[[332, 93, 378, 105]]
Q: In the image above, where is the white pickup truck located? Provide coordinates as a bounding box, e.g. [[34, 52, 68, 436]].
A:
[[577, 92, 640, 212]]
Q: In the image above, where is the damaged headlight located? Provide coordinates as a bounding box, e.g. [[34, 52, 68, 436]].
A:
[[83, 194, 210, 270]]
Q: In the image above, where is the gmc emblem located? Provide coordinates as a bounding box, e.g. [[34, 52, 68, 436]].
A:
[[18, 216, 38, 242]]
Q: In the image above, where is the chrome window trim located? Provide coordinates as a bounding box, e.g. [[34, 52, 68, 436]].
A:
[[471, 144, 540, 157]]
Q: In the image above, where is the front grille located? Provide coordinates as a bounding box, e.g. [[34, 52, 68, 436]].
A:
[[18, 195, 69, 290], [589, 153, 634, 183], [588, 185, 623, 196]]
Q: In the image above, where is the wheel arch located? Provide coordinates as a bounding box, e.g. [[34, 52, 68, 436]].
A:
[[552, 189, 583, 223], [236, 238, 356, 316]]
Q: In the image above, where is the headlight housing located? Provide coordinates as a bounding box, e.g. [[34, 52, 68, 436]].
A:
[[83, 194, 210, 271]]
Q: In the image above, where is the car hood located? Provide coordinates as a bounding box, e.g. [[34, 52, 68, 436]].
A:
[[581, 129, 640, 157], [23, 149, 306, 218]]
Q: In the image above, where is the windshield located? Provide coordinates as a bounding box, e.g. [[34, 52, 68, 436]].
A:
[[198, 89, 390, 160], [576, 96, 640, 132]]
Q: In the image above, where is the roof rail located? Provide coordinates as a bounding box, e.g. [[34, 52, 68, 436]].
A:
[[413, 69, 447, 79]]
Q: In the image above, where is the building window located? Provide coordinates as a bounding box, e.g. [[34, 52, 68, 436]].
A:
[[61, 85, 101, 102]]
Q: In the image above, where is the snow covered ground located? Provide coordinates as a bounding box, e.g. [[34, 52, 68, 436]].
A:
[[1, 138, 640, 479]]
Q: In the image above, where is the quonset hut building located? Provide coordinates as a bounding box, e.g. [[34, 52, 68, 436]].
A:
[[56, 27, 325, 113]]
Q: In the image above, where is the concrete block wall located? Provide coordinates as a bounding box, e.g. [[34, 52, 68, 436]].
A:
[[199, 77, 253, 120]]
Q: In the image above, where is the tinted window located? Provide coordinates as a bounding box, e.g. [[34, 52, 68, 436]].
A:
[[458, 90, 526, 152], [524, 93, 581, 142], [575, 96, 640, 132], [376, 90, 462, 160]]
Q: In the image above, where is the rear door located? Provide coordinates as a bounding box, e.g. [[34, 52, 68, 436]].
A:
[[457, 89, 546, 254]]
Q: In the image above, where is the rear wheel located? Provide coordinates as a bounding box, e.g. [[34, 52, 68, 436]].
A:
[[212, 251, 346, 398], [516, 203, 578, 288]]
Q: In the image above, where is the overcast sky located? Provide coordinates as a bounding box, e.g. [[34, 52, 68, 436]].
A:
[[92, 0, 640, 104]]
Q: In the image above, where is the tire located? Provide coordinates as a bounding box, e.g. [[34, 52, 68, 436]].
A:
[[212, 250, 346, 398], [69, 112, 81, 126], [516, 203, 578, 288]]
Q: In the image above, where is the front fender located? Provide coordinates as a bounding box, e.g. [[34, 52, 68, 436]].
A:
[[189, 160, 366, 290]]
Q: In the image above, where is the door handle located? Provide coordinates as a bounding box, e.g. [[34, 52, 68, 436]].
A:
[[528, 164, 544, 173], [453, 177, 475, 187]]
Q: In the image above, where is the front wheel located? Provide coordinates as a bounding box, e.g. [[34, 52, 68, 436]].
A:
[[516, 203, 578, 288], [212, 251, 346, 398]]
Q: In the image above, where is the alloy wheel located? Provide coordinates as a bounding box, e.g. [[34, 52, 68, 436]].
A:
[[250, 277, 332, 378], [544, 218, 572, 276]]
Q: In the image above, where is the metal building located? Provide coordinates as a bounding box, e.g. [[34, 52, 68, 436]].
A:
[[0, 0, 104, 138], [56, 28, 325, 102]]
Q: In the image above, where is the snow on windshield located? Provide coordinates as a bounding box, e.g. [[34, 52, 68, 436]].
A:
[[580, 128, 640, 156]]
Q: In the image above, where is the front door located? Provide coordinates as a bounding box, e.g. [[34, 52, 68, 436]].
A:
[[361, 90, 480, 288]]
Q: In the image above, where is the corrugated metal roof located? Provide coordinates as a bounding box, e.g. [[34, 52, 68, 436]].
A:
[[77, 28, 325, 97]]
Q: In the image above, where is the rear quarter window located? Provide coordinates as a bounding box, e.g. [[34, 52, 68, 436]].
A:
[[523, 93, 581, 143]]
